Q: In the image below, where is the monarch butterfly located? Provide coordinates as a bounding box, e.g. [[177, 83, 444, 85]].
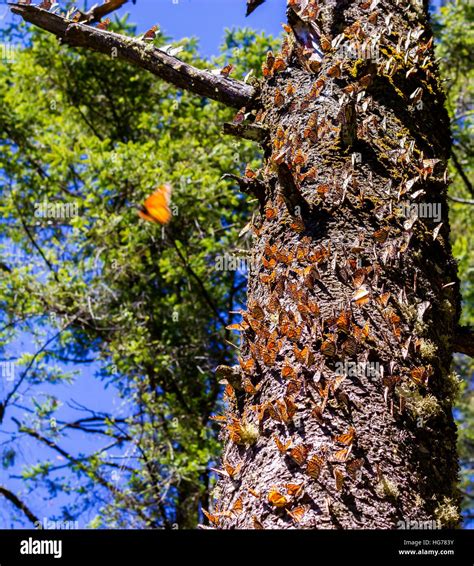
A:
[[253, 515, 264, 529], [143, 25, 159, 41], [232, 497, 244, 515], [334, 427, 356, 446], [334, 468, 345, 491], [274, 435, 291, 454], [202, 508, 220, 525], [286, 505, 307, 523], [224, 460, 243, 480], [285, 483, 304, 497], [97, 18, 111, 30], [138, 184, 172, 225], [289, 444, 309, 467], [346, 458, 364, 479], [268, 487, 289, 508], [307, 454, 325, 480]]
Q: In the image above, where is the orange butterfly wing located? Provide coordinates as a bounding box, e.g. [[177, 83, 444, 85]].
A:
[[139, 184, 172, 225]]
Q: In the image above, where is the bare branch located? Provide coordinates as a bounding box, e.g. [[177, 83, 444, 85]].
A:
[[448, 195, 474, 205], [222, 173, 266, 210], [246, 0, 266, 17], [223, 122, 268, 143], [0, 486, 40, 526], [451, 148, 474, 197], [9, 3, 256, 109], [78, 0, 131, 25], [453, 326, 474, 357]]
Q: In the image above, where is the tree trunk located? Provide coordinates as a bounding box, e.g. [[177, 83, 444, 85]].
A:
[[213, 0, 461, 529]]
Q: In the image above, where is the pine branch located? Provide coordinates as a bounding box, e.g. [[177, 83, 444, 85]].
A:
[[453, 326, 474, 357], [9, 3, 256, 109], [0, 486, 40, 526]]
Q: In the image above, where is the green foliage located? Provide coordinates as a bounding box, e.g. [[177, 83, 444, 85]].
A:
[[435, 0, 474, 525], [0, 19, 279, 528]]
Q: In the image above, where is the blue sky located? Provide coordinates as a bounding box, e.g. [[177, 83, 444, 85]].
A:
[[92, 0, 287, 55]]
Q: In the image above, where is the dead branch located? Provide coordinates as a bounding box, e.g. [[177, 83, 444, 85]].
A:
[[223, 122, 268, 144], [222, 173, 266, 209], [0, 486, 40, 526], [77, 0, 131, 24], [246, 0, 266, 17], [9, 3, 256, 109]]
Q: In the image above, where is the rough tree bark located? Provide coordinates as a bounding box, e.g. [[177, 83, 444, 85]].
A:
[[213, 0, 465, 529], [10, 0, 474, 530]]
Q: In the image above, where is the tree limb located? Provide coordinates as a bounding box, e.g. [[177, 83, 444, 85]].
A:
[[78, 0, 132, 25], [448, 195, 474, 205], [451, 148, 474, 197], [223, 122, 268, 144], [0, 486, 40, 526], [222, 172, 267, 210], [9, 3, 256, 109], [453, 326, 474, 357], [246, 0, 266, 17]]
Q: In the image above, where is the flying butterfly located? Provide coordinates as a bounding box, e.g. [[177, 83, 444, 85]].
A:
[[138, 184, 173, 225]]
